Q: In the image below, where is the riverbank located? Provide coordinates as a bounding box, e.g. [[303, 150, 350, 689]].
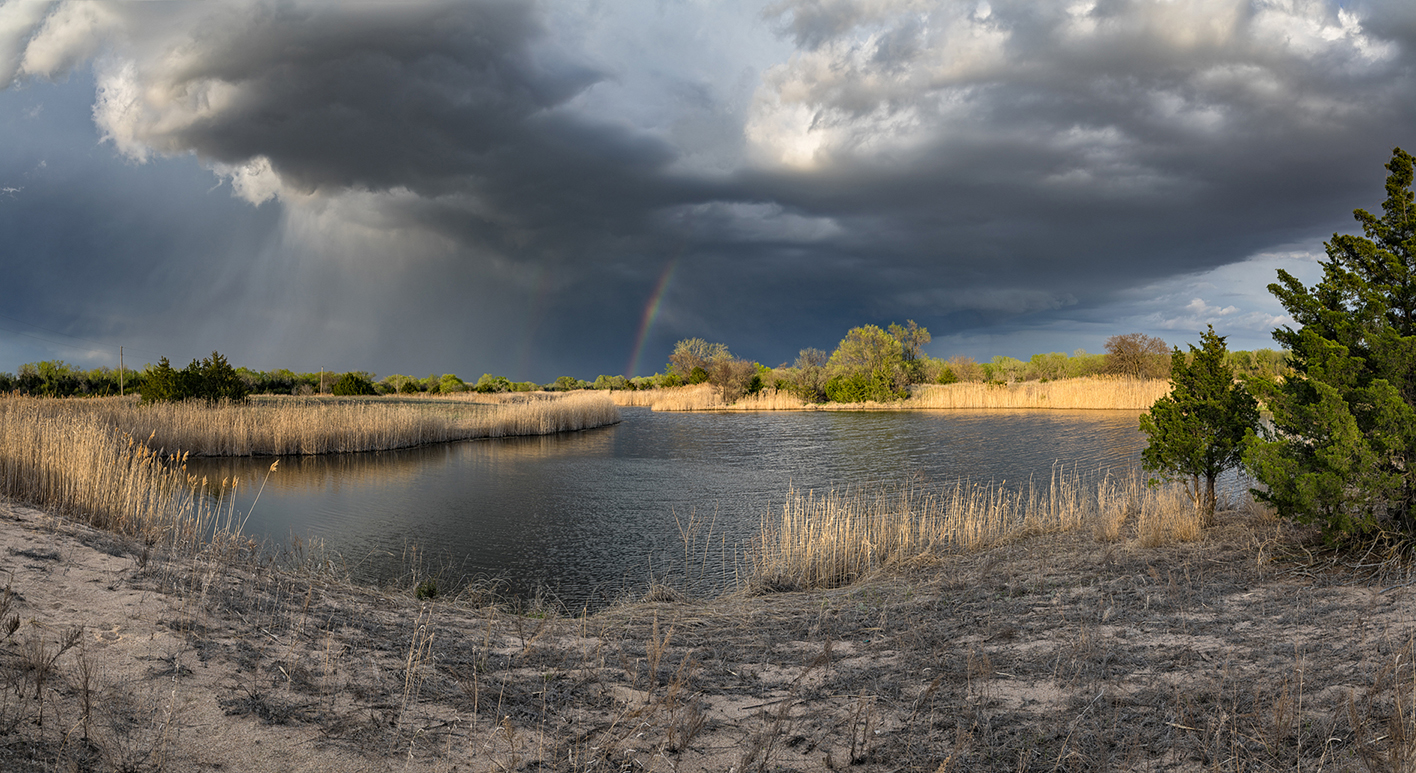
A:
[[0, 392, 620, 457], [4, 495, 1414, 771], [612, 377, 1170, 412]]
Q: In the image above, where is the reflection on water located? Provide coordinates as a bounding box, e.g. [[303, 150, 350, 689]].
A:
[[187, 407, 1149, 607]]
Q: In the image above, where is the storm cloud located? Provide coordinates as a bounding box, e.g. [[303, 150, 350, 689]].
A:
[[1, 0, 1414, 379]]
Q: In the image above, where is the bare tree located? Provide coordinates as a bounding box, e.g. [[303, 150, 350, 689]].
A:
[[708, 357, 757, 403], [669, 338, 729, 383], [788, 348, 829, 401], [947, 355, 985, 382], [1104, 333, 1171, 379]]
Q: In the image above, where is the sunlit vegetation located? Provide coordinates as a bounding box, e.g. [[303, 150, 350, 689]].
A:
[[749, 469, 1205, 591], [0, 392, 619, 457], [0, 397, 240, 551], [911, 377, 1171, 410]]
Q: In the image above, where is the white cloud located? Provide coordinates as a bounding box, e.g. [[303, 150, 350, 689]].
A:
[[17, 0, 119, 80], [0, 0, 54, 87]]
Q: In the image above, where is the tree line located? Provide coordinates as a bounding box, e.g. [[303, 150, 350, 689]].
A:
[[0, 338, 1288, 403]]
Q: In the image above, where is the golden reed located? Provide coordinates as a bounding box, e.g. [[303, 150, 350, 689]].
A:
[[1, 392, 620, 457], [612, 377, 1169, 412], [0, 399, 235, 551], [750, 469, 1203, 591], [909, 377, 1170, 410]]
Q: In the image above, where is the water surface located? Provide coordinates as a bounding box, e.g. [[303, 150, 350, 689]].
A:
[[187, 407, 1148, 606]]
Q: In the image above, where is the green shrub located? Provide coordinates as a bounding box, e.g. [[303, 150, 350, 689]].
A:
[[331, 372, 376, 396], [824, 372, 901, 403]]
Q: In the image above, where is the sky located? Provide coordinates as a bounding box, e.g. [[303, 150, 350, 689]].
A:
[[1, 0, 1413, 383]]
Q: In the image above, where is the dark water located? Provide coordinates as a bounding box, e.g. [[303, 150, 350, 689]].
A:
[[185, 407, 1147, 606]]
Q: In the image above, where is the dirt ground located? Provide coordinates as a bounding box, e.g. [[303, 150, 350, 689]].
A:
[[4, 497, 1416, 772]]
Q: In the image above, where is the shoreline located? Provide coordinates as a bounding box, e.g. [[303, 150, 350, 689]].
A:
[[612, 377, 1170, 413], [6, 495, 1416, 770]]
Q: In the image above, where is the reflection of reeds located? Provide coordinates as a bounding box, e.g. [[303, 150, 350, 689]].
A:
[[750, 469, 1203, 591], [910, 378, 1169, 410], [0, 392, 619, 457]]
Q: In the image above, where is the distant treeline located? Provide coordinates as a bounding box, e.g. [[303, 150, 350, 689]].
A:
[[0, 331, 1289, 402]]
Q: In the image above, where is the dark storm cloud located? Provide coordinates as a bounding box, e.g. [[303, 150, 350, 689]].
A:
[[4, 0, 1416, 378]]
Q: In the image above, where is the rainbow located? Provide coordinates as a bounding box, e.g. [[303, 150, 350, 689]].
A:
[[626, 259, 677, 378]]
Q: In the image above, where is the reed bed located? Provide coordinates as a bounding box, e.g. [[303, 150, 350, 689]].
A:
[[0, 399, 238, 551], [910, 377, 1170, 410], [615, 377, 1168, 412], [0, 392, 620, 457], [608, 388, 671, 408], [750, 469, 1201, 591]]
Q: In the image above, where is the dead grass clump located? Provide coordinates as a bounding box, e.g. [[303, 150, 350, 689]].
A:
[[1137, 484, 1204, 547], [911, 376, 1170, 410], [1091, 472, 1142, 542]]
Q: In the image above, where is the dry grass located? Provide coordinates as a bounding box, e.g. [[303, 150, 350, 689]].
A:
[[614, 377, 1169, 412], [0, 398, 242, 552], [611, 384, 810, 411], [749, 469, 1205, 591], [911, 376, 1170, 410], [0, 392, 620, 456]]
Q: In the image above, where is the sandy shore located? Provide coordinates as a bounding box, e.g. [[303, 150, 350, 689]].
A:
[[4, 497, 1416, 771]]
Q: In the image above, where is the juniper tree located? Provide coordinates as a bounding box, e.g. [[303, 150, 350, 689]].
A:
[[1139, 326, 1258, 525], [1245, 147, 1416, 541]]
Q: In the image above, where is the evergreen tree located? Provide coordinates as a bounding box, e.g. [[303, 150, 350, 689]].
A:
[[1139, 326, 1258, 525], [139, 358, 182, 403], [198, 351, 249, 401], [1245, 147, 1416, 541]]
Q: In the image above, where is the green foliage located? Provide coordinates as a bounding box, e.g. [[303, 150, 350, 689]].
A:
[[824, 371, 902, 403], [827, 324, 907, 401], [331, 372, 376, 396], [193, 352, 249, 401], [1246, 147, 1416, 541], [139, 352, 248, 403], [415, 579, 438, 600], [1140, 327, 1259, 522], [983, 356, 1028, 383], [139, 358, 183, 403], [549, 376, 585, 391], [435, 374, 466, 394], [591, 374, 630, 390], [888, 320, 932, 384], [475, 373, 513, 393]]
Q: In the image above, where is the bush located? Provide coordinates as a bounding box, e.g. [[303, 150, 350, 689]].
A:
[[824, 372, 902, 403], [331, 372, 376, 396]]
